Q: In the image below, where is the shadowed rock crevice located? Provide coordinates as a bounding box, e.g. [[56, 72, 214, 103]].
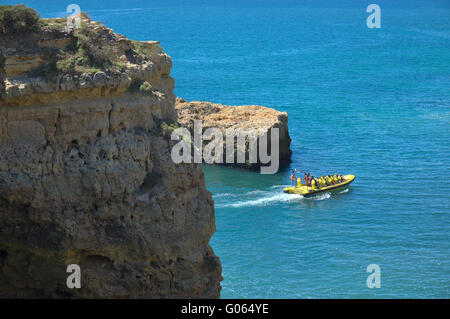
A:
[[0, 50, 5, 99]]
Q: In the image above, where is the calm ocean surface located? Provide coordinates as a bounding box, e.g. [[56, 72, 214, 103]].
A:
[[12, 0, 450, 298]]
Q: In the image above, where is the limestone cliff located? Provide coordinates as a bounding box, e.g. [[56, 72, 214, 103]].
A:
[[0, 14, 222, 298], [175, 98, 292, 171]]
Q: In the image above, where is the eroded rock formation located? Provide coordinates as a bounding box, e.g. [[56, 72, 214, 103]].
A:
[[0, 15, 221, 298], [175, 98, 292, 171]]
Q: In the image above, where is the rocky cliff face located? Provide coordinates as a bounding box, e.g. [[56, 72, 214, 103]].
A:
[[0, 16, 221, 298], [175, 98, 292, 171]]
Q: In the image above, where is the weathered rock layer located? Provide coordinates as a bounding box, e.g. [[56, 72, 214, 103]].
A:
[[0, 17, 221, 298]]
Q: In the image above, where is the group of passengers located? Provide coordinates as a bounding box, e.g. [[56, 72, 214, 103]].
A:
[[291, 172, 345, 189]]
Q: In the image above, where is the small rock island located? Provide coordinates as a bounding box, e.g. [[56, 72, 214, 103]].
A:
[[176, 98, 292, 170]]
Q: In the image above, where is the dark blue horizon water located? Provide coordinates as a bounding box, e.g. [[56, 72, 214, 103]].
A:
[[7, 0, 450, 298]]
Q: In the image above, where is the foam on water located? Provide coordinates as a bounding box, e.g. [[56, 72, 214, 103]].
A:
[[215, 187, 337, 208], [216, 193, 298, 208], [305, 192, 331, 201]]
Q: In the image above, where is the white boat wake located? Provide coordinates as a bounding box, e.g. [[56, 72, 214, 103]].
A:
[[216, 193, 297, 208], [215, 187, 333, 209]]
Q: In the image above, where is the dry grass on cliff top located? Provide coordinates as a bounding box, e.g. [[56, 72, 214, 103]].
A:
[[34, 16, 143, 80], [0, 5, 150, 82], [176, 99, 288, 130]]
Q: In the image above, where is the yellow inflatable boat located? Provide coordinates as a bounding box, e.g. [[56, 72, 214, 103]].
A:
[[284, 175, 355, 197]]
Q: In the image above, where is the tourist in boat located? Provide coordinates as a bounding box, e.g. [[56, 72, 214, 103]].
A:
[[290, 172, 296, 185], [303, 173, 311, 186], [310, 177, 315, 188], [314, 177, 320, 189]]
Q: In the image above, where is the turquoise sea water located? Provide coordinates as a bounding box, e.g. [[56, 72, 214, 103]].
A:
[[10, 0, 450, 298]]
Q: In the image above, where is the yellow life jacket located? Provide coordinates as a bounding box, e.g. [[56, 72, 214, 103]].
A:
[[297, 178, 302, 187]]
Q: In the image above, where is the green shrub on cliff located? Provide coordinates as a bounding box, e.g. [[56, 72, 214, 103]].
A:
[[76, 24, 113, 69], [114, 62, 125, 72], [0, 4, 40, 35], [161, 121, 181, 133], [56, 54, 75, 73], [128, 80, 154, 96], [139, 81, 152, 93], [131, 40, 146, 59], [40, 17, 67, 30]]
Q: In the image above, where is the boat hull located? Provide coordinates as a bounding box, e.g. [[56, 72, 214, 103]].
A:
[[283, 175, 355, 197]]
